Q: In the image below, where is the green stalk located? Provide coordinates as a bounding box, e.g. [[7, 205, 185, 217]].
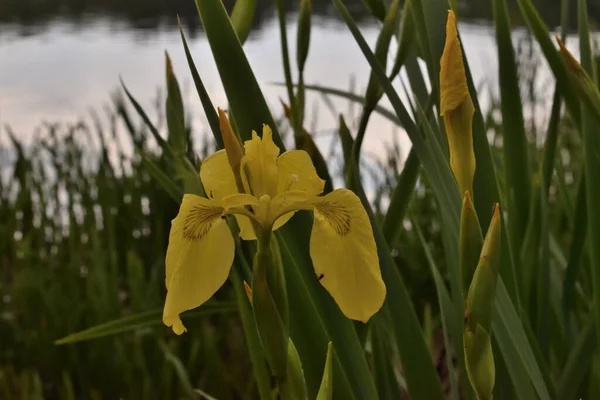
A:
[[274, 0, 297, 134], [252, 229, 289, 379], [353, 0, 401, 162], [493, 0, 531, 246], [231, 254, 272, 400]]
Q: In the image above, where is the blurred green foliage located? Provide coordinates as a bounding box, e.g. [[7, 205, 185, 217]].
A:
[[0, 97, 251, 398]]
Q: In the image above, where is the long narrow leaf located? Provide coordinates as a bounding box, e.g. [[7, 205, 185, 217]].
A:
[[413, 217, 460, 400], [494, 282, 552, 400], [382, 149, 420, 244], [574, 0, 600, 355], [178, 18, 222, 146], [558, 320, 596, 400], [516, 0, 581, 128], [55, 302, 237, 345], [194, 0, 282, 147], [493, 0, 531, 245]]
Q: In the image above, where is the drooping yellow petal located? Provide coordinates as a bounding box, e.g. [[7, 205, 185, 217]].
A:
[[277, 150, 325, 196], [309, 189, 386, 322], [200, 150, 239, 200], [440, 10, 476, 195], [163, 194, 234, 334], [243, 125, 280, 198]]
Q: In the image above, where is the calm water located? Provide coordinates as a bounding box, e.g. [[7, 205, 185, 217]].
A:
[[0, 0, 580, 161]]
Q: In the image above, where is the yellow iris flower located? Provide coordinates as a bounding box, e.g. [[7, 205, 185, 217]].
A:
[[163, 125, 386, 334]]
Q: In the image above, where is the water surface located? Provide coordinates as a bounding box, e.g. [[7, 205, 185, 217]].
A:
[[0, 1, 577, 162]]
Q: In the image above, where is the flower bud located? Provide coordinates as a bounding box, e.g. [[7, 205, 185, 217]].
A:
[[459, 190, 483, 300], [464, 323, 495, 400], [316, 342, 333, 400], [464, 204, 501, 400], [218, 108, 246, 193], [466, 204, 501, 333], [280, 339, 308, 400], [440, 10, 476, 195]]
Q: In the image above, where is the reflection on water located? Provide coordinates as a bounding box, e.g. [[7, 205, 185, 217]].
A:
[[0, 0, 579, 161], [0, 0, 583, 34]]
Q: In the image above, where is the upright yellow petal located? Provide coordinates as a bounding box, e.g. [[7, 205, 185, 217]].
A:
[[440, 10, 476, 195], [163, 194, 234, 334], [310, 189, 386, 322], [243, 125, 280, 198], [277, 150, 325, 196], [200, 150, 239, 200]]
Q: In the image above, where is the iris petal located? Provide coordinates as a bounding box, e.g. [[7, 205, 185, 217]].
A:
[[277, 150, 325, 196], [235, 215, 258, 240], [243, 126, 280, 197], [163, 194, 234, 334], [200, 150, 239, 200], [309, 189, 386, 322]]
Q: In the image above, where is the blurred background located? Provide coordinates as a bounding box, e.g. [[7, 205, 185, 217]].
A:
[[0, 0, 595, 398]]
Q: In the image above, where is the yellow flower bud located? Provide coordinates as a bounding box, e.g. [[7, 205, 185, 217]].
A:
[[440, 10, 476, 195], [459, 190, 483, 300], [218, 108, 245, 193], [464, 204, 501, 400]]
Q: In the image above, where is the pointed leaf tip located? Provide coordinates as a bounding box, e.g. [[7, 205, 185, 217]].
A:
[[316, 342, 334, 400], [165, 50, 172, 70], [481, 203, 501, 260], [556, 36, 582, 72], [243, 281, 253, 304]]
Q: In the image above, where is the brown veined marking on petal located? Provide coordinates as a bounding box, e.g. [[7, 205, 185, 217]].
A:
[[316, 200, 351, 236], [183, 204, 224, 241]]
